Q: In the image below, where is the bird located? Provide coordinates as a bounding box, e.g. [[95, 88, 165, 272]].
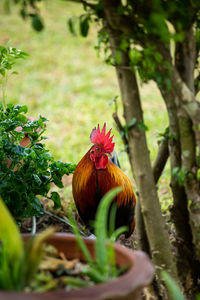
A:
[[72, 123, 136, 238]]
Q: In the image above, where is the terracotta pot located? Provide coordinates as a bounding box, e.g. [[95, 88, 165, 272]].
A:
[[0, 233, 154, 300]]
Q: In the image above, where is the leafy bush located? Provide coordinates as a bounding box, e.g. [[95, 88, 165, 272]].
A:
[[0, 103, 76, 219]]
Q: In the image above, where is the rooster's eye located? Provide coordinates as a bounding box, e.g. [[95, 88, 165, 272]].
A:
[[96, 147, 100, 152]]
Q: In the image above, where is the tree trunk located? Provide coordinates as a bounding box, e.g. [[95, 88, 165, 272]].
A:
[[159, 87, 195, 284], [101, 0, 178, 281], [172, 26, 200, 265]]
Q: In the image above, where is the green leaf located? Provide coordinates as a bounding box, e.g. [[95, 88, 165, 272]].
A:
[[18, 105, 28, 113], [110, 226, 128, 241], [115, 50, 121, 65], [33, 174, 42, 186], [161, 271, 186, 300], [81, 267, 107, 283], [79, 16, 90, 37], [172, 167, 179, 177], [94, 187, 122, 275], [62, 276, 92, 288], [68, 18, 76, 36], [108, 203, 117, 237], [138, 122, 148, 131], [127, 118, 137, 129], [0, 69, 6, 76], [69, 213, 94, 267], [0, 46, 6, 52], [0, 197, 23, 262], [120, 39, 129, 51], [51, 191, 61, 210], [16, 114, 27, 123], [31, 14, 44, 32], [196, 293, 200, 300], [19, 51, 29, 57], [197, 169, 200, 181], [129, 48, 142, 65], [0, 197, 24, 290], [52, 176, 64, 188], [177, 169, 186, 186]]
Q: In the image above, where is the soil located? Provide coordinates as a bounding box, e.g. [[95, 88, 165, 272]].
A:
[[20, 210, 135, 249]]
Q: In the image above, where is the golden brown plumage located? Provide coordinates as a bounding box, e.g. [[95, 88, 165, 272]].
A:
[[72, 124, 136, 237]]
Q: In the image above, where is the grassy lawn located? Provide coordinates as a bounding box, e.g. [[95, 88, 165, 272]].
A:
[[0, 1, 170, 209]]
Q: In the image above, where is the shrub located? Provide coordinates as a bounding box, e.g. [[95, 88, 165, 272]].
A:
[[0, 103, 75, 219]]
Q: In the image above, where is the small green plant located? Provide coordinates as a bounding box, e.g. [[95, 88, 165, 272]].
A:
[[0, 196, 56, 291], [0, 103, 76, 219], [68, 187, 129, 288], [0, 42, 29, 110]]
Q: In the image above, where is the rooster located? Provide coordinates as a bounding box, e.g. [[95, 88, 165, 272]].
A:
[[72, 123, 136, 238]]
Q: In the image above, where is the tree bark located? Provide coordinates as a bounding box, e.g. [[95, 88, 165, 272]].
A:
[[159, 85, 196, 285], [152, 140, 169, 184], [114, 41, 177, 278], [172, 27, 200, 264]]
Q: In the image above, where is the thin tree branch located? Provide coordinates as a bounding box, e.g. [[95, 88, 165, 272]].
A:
[[112, 112, 129, 154], [153, 140, 169, 184]]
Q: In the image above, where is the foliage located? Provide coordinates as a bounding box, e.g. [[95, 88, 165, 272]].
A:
[[0, 103, 76, 219], [69, 187, 129, 288], [0, 196, 56, 291], [0, 41, 28, 77], [121, 118, 148, 140], [9, 0, 44, 31], [0, 42, 29, 109], [0, 41, 75, 219]]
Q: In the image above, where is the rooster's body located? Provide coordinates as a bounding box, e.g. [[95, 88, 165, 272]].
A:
[[72, 124, 136, 238]]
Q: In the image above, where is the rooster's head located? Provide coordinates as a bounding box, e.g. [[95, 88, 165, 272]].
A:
[[89, 123, 115, 169]]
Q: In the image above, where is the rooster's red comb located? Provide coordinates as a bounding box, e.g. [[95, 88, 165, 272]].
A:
[[90, 123, 115, 153]]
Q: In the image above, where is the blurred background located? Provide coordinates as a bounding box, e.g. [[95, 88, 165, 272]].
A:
[[0, 1, 169, 207]]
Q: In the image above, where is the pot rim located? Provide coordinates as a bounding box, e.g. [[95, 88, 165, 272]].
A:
[[0, 233, 154, 300]]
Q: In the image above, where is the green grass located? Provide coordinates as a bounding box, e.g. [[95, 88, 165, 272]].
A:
[[0, 1, 169, 207]]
